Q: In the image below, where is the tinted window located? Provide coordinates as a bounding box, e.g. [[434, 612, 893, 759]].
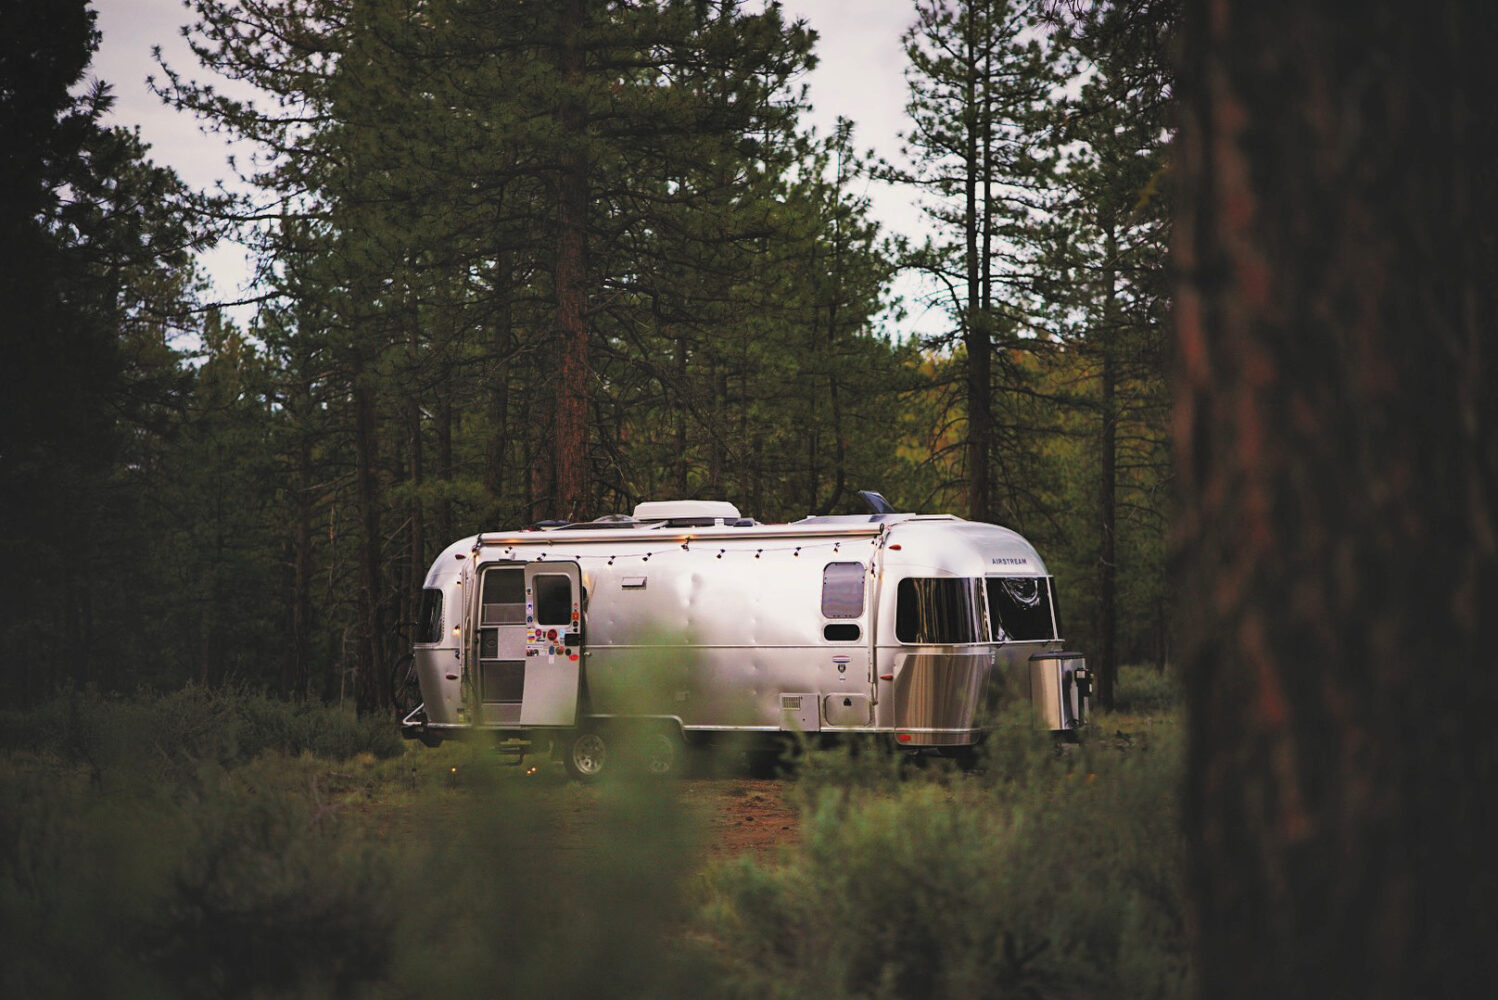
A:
[[823, 623, 862, 642], [533, 574, 573, 625], [417, 588, 444, 644], [896, 578, 986, 644], [986, 577, 1057, 641], [483, 568, 525, 604], [482, 567, 526, 624], [821, 562, 866, 618]]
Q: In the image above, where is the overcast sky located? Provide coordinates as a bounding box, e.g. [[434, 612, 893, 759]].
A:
[[89, 0, 943, 335]]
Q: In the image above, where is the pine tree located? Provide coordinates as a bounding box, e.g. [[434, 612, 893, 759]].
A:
[[1, 0, 206, 698], [1042, 0, 1175, 706], [896, 0, 1060, 522]]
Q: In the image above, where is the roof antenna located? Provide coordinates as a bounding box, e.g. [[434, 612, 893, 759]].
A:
[[857, 490, 896, 515]]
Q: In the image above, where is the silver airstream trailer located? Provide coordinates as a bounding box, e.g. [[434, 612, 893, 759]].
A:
[[400, 495, 1088, 778]]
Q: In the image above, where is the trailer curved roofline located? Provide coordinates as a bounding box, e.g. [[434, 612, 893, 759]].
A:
[[474, 519, 893, 547]]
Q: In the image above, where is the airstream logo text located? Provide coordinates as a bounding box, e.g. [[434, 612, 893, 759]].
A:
[[991, 557, 1030, 566]]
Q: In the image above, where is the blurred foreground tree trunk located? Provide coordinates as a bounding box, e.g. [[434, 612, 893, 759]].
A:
[[1175, 3, 1498, 998]]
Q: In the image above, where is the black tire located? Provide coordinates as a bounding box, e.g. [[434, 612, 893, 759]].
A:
[[391, 652, 421, 717], [637, 728, 684, 778], [562, 728, 609, 781]]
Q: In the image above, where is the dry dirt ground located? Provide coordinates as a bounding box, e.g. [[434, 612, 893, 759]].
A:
[[677, 777, 800, 860], [508, 770, 801, 862], [395, 749, 804, 864]]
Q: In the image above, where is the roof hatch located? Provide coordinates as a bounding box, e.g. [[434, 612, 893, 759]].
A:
[[632, 500, 743, 522]]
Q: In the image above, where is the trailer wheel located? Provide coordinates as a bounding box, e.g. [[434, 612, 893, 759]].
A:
[[639, 730, 682, 778], [563, 729, 608, 781]]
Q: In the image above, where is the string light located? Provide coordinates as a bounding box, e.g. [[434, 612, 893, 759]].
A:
[[475, 538, 880, 565]]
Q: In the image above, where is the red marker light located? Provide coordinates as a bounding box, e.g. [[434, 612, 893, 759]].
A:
[[888, 543, 902, 550], [897, 733, 912, 743]]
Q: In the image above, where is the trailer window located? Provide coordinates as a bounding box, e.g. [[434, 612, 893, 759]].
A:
[[482, 568, 525, 624], [417, 588, 444, 644], [822, 562, 866, 618], [533, 574, 572, 626], [986, 577, 1057, 641], [896, 578, 986, 644]]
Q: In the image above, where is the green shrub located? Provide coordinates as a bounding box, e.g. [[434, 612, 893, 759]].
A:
[[1, 686, 1189, 999], [1, 719, 712, 998], [699, 715, 1190, 999], [141, 757, 398, 998], [0, 686, 403, 789], [0, 752, 399, 998], [381, 741, 710, 998], [1112, 664, 1183, 717]]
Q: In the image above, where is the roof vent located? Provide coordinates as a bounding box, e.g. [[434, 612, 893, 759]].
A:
[[632, 500, 742, 522]]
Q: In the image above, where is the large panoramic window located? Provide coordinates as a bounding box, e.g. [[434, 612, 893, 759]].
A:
[[895, 577, 987, 644], [986, 577, 1058, 641]]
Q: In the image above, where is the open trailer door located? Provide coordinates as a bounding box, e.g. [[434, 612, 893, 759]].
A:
[[520, 561, 584, 726]]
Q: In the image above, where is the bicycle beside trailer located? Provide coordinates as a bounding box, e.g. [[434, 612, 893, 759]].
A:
[[399, 496, 1089, 778]]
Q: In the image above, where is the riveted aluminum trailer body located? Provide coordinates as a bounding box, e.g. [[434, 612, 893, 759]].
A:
[[402, 501, 1088, 765]]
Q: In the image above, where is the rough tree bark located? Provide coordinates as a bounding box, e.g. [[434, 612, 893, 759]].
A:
[[1175, 3, 1498, 998], [353, 375, 387, 716], [1097, 221, 1119, 711], [963, 9, 992, 524], [553, 0, 590, 522]]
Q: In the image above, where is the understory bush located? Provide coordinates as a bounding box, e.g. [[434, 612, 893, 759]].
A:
[[1, 674, 1187, 998], [0, 685, 403, 787], [697, 680, 1190, 999], [0, 694, 707, 999]]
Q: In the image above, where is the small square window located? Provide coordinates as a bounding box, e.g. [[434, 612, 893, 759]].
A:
[[821, 562, 866, 619], [533, 575, 573, 626]]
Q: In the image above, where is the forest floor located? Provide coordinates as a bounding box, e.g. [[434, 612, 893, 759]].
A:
[[680, 777, 800, 860], [354, 743, 803, 867]]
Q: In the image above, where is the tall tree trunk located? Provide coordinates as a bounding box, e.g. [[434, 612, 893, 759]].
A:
[[406, 397, 425, 621], [554, 0, 590, 521], [674, 329, 689, 494], [709, 361, 727, 496], [484, 250, 513, 513], [353, 375, 387, 715], [963, 15, 991, 523], [405, 298, 425, 627], [1097, 222, 1119, 710], [1176, 3, 1498, 997], [289, 418, 314, 697], [435, 393, 453, 544]]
